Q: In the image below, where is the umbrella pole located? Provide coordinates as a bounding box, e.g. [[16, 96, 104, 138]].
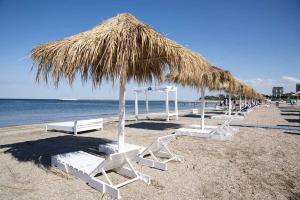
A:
[[239, 95, 242, 111], [134, 92, 138, 120], [118, 81, 126, 152], [175, 88, 178, 120], [201, 87, 205, 131], [166, 90, 169, 121], [228, 93, 232, 116], [145, 91, 149, 119]]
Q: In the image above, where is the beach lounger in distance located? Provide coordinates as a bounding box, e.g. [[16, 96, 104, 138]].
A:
[[175, 118, 236, 140], [51, 149, 150, 199], [99, 134, 183, 171], [135, 134, 184, 171], [46, 118, 103, 135]]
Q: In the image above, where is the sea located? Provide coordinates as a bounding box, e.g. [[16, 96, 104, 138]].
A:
[[0, 99, 217, 128]]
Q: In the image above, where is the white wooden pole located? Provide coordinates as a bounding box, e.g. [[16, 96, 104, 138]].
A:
[[145, 91, 149, 119], [228, 93, 232, 116], [201, 87, 205, 131], [118, 81, 126, 152], [175, 88, 178, 120], [166, 90, 169, 121], [74, 121, 78, 135], [134, 92, 138, 120], [239, 95, 242, 111]]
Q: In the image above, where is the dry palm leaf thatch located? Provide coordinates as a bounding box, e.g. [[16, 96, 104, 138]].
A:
[[166, 64, 228, 90], [31, 13, 210, 87], [31, 13, 211, 152]]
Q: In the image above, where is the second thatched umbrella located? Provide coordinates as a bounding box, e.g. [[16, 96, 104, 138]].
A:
[[31, 13, 210, 152]]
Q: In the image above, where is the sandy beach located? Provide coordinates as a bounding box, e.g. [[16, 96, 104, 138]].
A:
[[0, 104, 299, 200]]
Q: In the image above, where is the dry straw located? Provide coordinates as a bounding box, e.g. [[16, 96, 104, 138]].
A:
[[31, 13, 210, 87]]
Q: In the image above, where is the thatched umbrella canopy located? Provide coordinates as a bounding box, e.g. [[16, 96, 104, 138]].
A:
[[31, 13, 210, 152], [167, 63, 238, 130]]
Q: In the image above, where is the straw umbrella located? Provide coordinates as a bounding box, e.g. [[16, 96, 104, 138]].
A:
[[167, 64, 232, 131], [292, 91, 300, 104], [31, 13, 210, 152]]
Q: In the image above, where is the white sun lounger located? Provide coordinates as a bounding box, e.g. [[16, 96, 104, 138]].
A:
[[211, 112, 244, 120], [188, 118, 238, 134], [135, 134, 184, 171], [175, 118, 236, 140], [99, 135, 183, 171], [46, 118, 103, 135], [51, 149, 150, 199]]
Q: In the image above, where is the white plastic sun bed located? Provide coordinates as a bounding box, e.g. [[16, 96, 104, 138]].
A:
[[99, 134, 183, 171], [51, 149, 150, 199], [188, 120, 238, 134], [175, 119, 236, 140], [135, 134, 184, 171], [211, 113, 244, 120], [46, 118, 103, 135]]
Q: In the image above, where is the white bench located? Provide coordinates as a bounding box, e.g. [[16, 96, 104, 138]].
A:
[[176, 118, 237, 140], [51, 149, 150, 199], [46, 118, 103, 135]]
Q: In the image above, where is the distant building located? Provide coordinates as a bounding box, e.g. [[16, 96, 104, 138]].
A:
[[272, 87, 283, 97], [296, 83, 300, 92]]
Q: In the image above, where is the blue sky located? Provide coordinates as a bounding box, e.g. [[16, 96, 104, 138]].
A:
[[0, 0, 299, 100]]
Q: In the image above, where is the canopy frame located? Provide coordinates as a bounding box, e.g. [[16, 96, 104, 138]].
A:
[[134, 86, 178, 121]]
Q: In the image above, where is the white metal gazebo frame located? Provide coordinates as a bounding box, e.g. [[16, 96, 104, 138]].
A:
[[133, 86, 179, 121]]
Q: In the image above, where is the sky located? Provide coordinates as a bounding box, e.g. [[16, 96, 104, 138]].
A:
[[0, 0, 300, 100]]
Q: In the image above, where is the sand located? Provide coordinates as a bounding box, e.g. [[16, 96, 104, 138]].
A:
[[0, 104, 299, 200]]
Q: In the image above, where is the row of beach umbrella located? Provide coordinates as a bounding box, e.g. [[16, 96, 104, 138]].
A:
[[31, 13, 263, 152]]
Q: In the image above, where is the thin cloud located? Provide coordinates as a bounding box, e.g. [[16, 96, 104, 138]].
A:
[[244, 78, 285, 94], [282, 76, 300, 84]]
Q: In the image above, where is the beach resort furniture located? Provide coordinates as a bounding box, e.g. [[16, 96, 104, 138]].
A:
[[99, 134, 183, 171], [211, 111, 244, 120], [51, 149, 151, 199], [133, 86, 178, 121], [192, 108, 198, 114], [175, 118, 236, 140], [135, 134, 184, 171], [46, 118, 103, 135]]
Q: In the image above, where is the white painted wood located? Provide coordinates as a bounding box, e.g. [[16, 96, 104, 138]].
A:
[[176, 118, 237, 140], [133, 86, 178, 121], [135, 134, 183, 171], [166, 91, 169, 121], [200, 87, 205, 131], [145, 91, 149, 119], [51, 149, 151, 199], [239, 95, 242, 111], [192, 109, 198, 114], [46, 118, 103, 134], [74, 121, 78, 135], [118, 81, 126, 152], [134, 92, 138, 120], [175, 88, 178, 120], [228, 93, 232, 116], [99, 142, 143, 155]]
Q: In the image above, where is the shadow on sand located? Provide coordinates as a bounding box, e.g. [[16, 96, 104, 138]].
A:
[[280, 113, 300, 116], [285, 119, 300, 123], [183, 114, 211, 119], [0, 135, 113, 168], [283, 131, 300, 136], [126, 121, 182, 130]]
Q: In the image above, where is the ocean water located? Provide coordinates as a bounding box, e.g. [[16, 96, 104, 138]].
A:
[[0, 99, 216, 127]]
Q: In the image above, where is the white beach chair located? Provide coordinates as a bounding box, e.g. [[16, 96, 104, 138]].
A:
[[175, 118, 236, 140], [46, 118, 103, 135], [51, 149, 150, 199], [211, 112, 244, 120], [135, 134, 184, 171]]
